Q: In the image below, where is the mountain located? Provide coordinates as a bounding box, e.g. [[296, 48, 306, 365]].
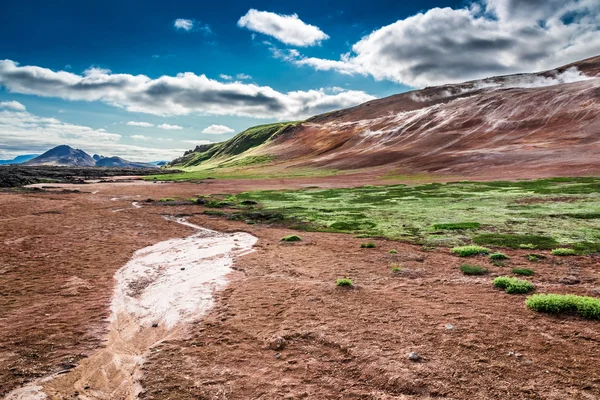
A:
[[95, 156, 157, 168], [170, 55, 600, 178], [25, 145, 96, 166], [24, 145, 157, 168], [0, 154, 39, 165]]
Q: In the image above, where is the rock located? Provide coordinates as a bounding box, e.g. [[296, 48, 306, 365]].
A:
[[559, 276, 581, 285], [274, 352, 281, 359], [445, 323, 456, 330], [181, 267, 185, 270], [152, 323, 158, 328], [408, 352, 421, 361], [269, 336, 286, 351]]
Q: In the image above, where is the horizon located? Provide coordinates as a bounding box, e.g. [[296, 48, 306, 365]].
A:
[[1, 0, 600, 161]]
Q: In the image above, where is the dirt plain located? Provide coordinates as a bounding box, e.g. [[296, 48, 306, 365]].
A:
[[1, 177, 599, 399]]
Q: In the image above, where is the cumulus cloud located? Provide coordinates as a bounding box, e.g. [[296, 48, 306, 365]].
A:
[[0, 60, 375, 120], [174, 18, 193, 31], [0, 109, 185, 161], [201, 124, 235, 134], [238, 9, 329, 46], [182, 140, 213, 146], [127, 121, 154, 127], [236, 73, 252, 80], [285, 0, 600, 87], [131, 134, 150, 140], [0, 100, 26, 111], [220, 74, 233, 80], [158, 123, 183, 130]]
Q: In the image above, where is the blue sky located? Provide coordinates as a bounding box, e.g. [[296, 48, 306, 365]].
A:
[[0, 0, 599, 161]]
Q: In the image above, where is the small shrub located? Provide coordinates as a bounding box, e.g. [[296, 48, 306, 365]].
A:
[[336, 278, 353, 287], [361, 242, 376, 248], [489, 252, 509, 260], [391, 263, 402, 273], [281, 235, 302, 242], [451, 245, 490, 257], [159, 197, 175, 202], [519, 243, 537, 249], [433, 222, 481, 230], [512, 268, 535, 276], [526, 253, 546, 262], [460, 264, 488, 275], [389, 249, 398, 254], [551, 248, 577, 256], [493, 276, 535, 294], [526, 294, 600, 320]]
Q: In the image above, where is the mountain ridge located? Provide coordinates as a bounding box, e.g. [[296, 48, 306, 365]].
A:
[[25, 145, 157, 168]]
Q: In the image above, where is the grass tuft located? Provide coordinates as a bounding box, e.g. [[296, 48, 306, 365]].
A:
[[460, 264, 489, 275], [489, 252, 509, 260], [551, 248, 577, 256], [473, 233, 558, 250], [451, 245, 491, 257], [526, 294, 600, 319], [512, 268, 535, 276], [493, 276, 535, 294], [433, 222, 481, 230], [281, 235, 302, 242], [361, 242, 376, 248], [336, 278, 353, 287], [389, 249, 398, 254]]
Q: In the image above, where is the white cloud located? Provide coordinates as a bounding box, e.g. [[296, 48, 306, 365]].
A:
[[284, 0, 600, 87], [0, 108, 185, 161], [236, 73, 252, 80], [201, 124, 235, 134], [0, 60, 375, 120], [158, 123, 183, 130], [131, 134, 150, 140], [220, 74, 233, 80], [238, 9, 329, 47], [127, 121, 154, 127], [0, 100, 26, 111], [182, 140, 213, 146], [174, 18, 193, 31]]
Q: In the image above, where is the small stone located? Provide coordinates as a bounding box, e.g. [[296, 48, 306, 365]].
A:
[[180, 267, 185, 270], [274, 352, 281, 359], [152, 323, 158, 328], [445, 323, 456, 330], [408, 352, 421, 361], [269, 336, 286, 351]]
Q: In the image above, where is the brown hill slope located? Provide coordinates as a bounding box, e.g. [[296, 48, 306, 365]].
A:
[[175, 56, 600, 178]]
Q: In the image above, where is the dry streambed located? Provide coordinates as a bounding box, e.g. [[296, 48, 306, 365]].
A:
[[5, 217, 256, 400]]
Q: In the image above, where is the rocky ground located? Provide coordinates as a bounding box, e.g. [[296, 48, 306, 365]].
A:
[[1, 178, 599, 399]]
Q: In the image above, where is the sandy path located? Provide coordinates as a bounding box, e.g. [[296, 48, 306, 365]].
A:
[[4, 217, 256, 400]]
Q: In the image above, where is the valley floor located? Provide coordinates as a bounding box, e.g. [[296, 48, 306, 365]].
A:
[[1, 177, 599, 399]]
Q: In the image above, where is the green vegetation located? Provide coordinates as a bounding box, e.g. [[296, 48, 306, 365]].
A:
[[551, 248, 577, 256], [158, 198, 175, 202], [174, 177, 600, 250], [489, 252, 509, 260], [526, 294, 600, 320], [493, 276, 535, 294], [336, 278, 354, 287], [473, 233, 558, 250], [460, 264, 489, 275], [391, 264, 402, 273], [281, 235, 302, 242], [389, 249, 398, 254], [451, 245, 491, 257], [526, 253, 546, 262], [433, 222, 481, 230], [361, 242, 376, 248], [512, 268, 535, 276]]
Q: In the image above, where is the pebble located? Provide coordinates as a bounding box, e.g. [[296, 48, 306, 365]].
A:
[[269, 336, 286, 351], [408, 352, 421, 361], [445, 323, 456, 330]]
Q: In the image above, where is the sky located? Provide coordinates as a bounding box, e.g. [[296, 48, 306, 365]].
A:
[[0, 0, 599, 161]]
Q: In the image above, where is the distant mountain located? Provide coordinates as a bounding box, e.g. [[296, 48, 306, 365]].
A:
[[0, 154, 40, 165], [24, 145, 157, 168], [25, 145, 96, 166], [95, 156, 157, 168], [149, 160, 168, 166]]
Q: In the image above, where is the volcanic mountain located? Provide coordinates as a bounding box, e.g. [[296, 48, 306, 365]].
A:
[[171, 55, 600, 179], [25, 145, 156, 168], [0, 154, 39, 165]]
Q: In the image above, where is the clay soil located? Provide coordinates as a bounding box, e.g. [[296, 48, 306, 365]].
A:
[[1, 177, 599, 399]]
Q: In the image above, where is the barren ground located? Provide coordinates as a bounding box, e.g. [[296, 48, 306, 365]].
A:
[[1, 177, 599, 399]]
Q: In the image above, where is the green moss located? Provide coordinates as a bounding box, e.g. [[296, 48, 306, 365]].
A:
[[493, 276, 535, 294], [512, 268, 535, 276], [473, 233, 558, 250], [460, 264, 489, 275], [281, 235, 302, 242], [361, 242, 376, 248], [336, 278, 353, 287], [489, 252, 509, 260], [389, 249, 398, 254], [433, 222, 481, 230], [526, 294, 600, 319], [551, 248, 577, 256], [451, 245, 491, 257]]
